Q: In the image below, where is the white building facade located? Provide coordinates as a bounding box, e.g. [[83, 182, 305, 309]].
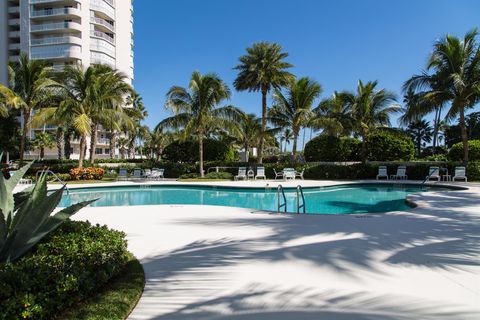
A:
[[0, 0, 134, 159]]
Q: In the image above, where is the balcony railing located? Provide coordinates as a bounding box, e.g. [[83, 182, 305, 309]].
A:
[[90, 30, 114, 44], [31, 48, 82, 60], [31, 7, 81, 18], [90, 16, 115, 31], [31, 21, 81, 32], [31, 36, 81, 46], [90, 0, 115, 18]]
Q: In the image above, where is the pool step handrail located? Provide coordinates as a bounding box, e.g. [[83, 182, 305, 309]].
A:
[[422, 167, 440, 185], [296, 185, 306, 214], [36, 169, 70, 195], [277, 185, 287, 213]]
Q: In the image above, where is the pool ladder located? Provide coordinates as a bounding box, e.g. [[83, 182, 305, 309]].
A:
[[277, 185, 306, 214]]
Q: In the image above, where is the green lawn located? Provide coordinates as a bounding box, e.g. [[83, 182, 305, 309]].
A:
[[56, 254, 145, 320]]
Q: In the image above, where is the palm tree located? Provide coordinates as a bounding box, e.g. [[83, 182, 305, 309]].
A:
[[268, 77, 322, 156], [343, 80, 400, 161], [233, 112, 263, 162], [31, 131, 55, 159], [116, 137, 129, 159], [158, 71, 239, 176], [282, 128, 293, 153], [0, 53, 57, 165], [124, 91, 148, 158], [57, 64, 132, 167], [234, 42, 294, 163], [146, 128, 174, 160], [406, 119, 433, 156], [403, 29, 480, 166], [312, 92, 354, 137]]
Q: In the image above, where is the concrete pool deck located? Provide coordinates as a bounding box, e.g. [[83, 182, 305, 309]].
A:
[[61, 180, 479, 319]]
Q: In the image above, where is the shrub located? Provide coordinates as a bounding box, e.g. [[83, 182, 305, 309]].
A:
[[163, 139, 232, 162], [69, 167, 105, 180], [304, 135, 360, 162], [366, 131, 414, 161], [0, 220, 130, 319], [179, 173, 199, 179], [448, 140, 480, 161], [204, 171, 233, 180], [467, 161, 480, 181]]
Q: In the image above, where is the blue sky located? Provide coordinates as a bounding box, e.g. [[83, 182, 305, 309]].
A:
[[133, 0, 480, 133]]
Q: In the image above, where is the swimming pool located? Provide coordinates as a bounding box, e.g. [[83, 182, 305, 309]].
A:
[[58, 183, 449, 214]]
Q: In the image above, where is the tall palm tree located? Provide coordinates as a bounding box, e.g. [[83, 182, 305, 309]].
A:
[[0, 53, 57, 165], [233, 42, 294, 163], [268, 77, 322, 156], [406, 119, 433, 156], [312, 92, 354, 137], [57, 64, 131, 167], [158, 71, 239, 176], [403, 29, 480, 166], [146, 128, 174, 160], [31, 131, 55, 159], [343, 80, 400, 161], [124, 91, 148, 158], [282, 128, 293, 153], [232, 112, 264, 162]]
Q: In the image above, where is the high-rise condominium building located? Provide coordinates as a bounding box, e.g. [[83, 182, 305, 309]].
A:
[[0, 0, 134, 159]]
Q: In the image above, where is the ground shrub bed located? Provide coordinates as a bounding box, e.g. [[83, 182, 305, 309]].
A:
[[70, 167, 105, 180], [0, 220, 130, 320], [449, 140, 480, 161], [366, 131, 415, 161]]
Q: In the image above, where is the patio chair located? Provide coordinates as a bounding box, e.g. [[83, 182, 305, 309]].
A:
[[376, 166, 388, 180], [118, 168, 128, 180], [453, 166, 467, 182], [9, 170, 32, 184], [295, 169, 305, 180], [144, 168, 152, 178], [255, 167, 266, 180], [132, 168, 143, 179], [426, 166, 441, 181], [284, 168, 296, 180], [151, 168, 165, 180], [234, 167, 247, 181], [273, 168, 284, 180], [390, 166, 407, 180]]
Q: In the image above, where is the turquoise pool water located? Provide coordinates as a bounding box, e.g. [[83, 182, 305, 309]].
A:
[[58, 183, 443, 214]]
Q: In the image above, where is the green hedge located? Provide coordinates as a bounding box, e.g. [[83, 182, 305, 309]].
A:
[[448, 140, 480, 161], [304, 136, 360, 162], [366, 131, 414, 161], [0, 220, 130, 320], [163, 139, 235, 162]]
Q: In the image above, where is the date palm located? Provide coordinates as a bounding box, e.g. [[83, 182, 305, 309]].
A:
[[31, 131, 55, 159], [268, 77, 322, 156], [343, 80, 400, 161], [158, 71, 240, 176], [0, 53, 57, 165], [234, 42, 294, 163], [403, 29, 480, 166]]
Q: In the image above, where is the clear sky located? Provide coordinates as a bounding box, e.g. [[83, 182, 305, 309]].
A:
[[133, 0, 480, 133]]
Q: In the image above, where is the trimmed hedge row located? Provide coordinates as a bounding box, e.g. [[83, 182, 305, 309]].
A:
[[0, 220, 130, 320]]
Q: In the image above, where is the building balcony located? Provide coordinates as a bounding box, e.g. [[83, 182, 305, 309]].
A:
[[9, 31, 20, 38], [30, 0, 80, 3], [90, 16, 115, 32], [9, 55, 20, 61], [8, 6, 20, 14], [90, 0, 115, 19], [97, 138, 110, 145], [31, 35, 82, 46], [90, 38, 115, 57], [31, 7, 81, 19], [8, 43, 20, 50], [90, 30, 115, 44], [31, 47, 82, 60], [8, 19, 20, 26], [90, 51, 115, 67], [31, 21, 82, 33]]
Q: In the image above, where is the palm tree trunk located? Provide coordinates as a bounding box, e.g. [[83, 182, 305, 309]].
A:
[[56, 127, 65, 160], [361, 128, 367, 163], [79, 135, 86, 168], [244, 143, 249, 162], [109, 131, 116, 159], [40, 147, 45, 159], [89, 124, 97, 163], [258, 85, 267, 164], [199, 134, 204, 177], [459, 107, 469, 167], [432, 107, 441, 154], [19, 108, 31, 166], [292, 127, 299, 156]]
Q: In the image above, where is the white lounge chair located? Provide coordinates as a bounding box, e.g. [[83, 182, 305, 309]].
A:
[[426, 166, 441, 181], [144, 169, 152, 177], [234, 167, 247, 181], [151, 168, 165, 180], [453, 166, 467, 182], [376, 166, 388, 180], [273, 168, 283, 180], [295, 169, 305, 180], [118, 168, 128, 180], [255, 167, 266, 180], [390, 166, 407, 180], [284, 168, 296, 180]]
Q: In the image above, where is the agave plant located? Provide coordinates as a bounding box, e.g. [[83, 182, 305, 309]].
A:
[[0, 160, 96, 263]]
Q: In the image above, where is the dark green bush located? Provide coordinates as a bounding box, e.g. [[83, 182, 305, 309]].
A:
[[304, 135, 360, 162], [448, 140, 480, 161], [179, 173, 199, 179], [163, 139, 233, 162], [0, 220, 129, 320], [204, 171, 233, 180], [467, 161, 480, 181], [366, 131, 414, 161]]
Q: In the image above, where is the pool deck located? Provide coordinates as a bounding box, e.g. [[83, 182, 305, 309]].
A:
[[55, 179, 479, 319]]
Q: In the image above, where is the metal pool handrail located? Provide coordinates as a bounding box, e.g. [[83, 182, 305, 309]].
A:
[[277, 185, 287, 213], [296, 185, 306, 214], [36, 169, 70, 195]]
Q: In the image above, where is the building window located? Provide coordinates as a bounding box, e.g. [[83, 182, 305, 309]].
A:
[[95, 148, 103, 155], [104, 148, 110, 155]]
